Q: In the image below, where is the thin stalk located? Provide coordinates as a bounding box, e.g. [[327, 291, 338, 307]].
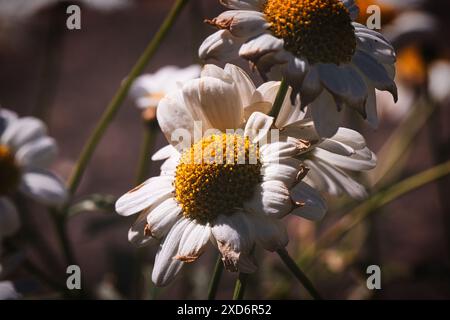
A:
[[207, 255, 224, 300], [277, 248, 323, 300], [232, 273, 249, 300], [269, 78, 289, 119], [67, 0, 190, 196]]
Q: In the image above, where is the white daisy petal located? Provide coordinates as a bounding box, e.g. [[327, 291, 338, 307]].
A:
[[308, 158, 368, 199], [356, 34, 396, 65], [199, 30, 244, 61], [244, 180, 292, 218], [365, 84, 379, 128], [244, 112, 274, 144], [175, 222, 211, 263], [299, 67, 323, 108], [290, 182, 327, 221], [310, 90, 341, 138], [157, 92, 196, 149], [261, 141, 300, 163], [212, 212, 255, 272], [160, 155, 179, 176], [189, 77, 244, 131], [0, 281, 21, 300], [0, 197, 20, 237], [14, 137, 57, 168], [244, 213, 288, 251], [211, 10, 269, 38], [312, 147, 376, 171], [128, 210, 156, 247], [0, 109, 18, 135], [243, 101, 272, 120], [329, 127, 367, 150], [317, 63, 368, 112], [239, 33, 284, 62], [152, 218, 190, 287], [317, 139, 355, 157], [146, 198, 182, 240], [115, 176, 174, 216], [220, 0, 265, 10], [352, 50, 398, 101], [0, 117, 46, 151], [19, 169, 67, 206], [151, 144, 178, 161], [262, 157, 303, 187], [224, 64, 256, 106]]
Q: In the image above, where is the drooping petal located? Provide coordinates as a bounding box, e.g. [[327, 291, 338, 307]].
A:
[[0, 117, 46, 151], [152, 218, 190, 286], [212, 212, 255, 272], [175, 222, 211, 263], [262, 157, 304, 187], [260, 141, 300, 163], [199, 30, 245, 61], [310, 90, 341, 138], [146, 198, 182, 240], [15, 137, 57, 168], [290, 182, 327, 221], [352, 50, 398, 101], [244, 112, 274, 144], [128, 210, 156, 247], [306, 158, 368, 199], [244, 180, 292, 218], [19, 169, 67, 206], [244, 213, 288, 251]]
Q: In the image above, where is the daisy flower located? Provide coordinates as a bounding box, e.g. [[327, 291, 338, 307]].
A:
[[0, 108, 67, 246], [199, 0, 398, 137], [243, 80, 377, 199], [130, 65, 202, 110], [115, 64, 328, 286]]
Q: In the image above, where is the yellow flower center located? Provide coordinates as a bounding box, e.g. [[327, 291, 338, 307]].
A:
[[0, 144, 21, 195], [174, 134, 261, 224], [263, 0, 357, 65]]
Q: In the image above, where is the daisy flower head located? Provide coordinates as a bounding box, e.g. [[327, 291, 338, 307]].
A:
[[115, 64, 328, 286], [199, 0, 398, 137], [0, 108, 67, 243], [130, 65, 202, 110]]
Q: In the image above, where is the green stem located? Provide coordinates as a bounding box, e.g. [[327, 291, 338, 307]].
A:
[[52, 211, 76, 267], [232, 273, 249, 300], [277, 248, 323, 300], [269, 78, 289, 119], [207, 255, 224, 300], [66, 0, 190, 196], [135, 121, 158, 184], [301, 160, 450, 266]]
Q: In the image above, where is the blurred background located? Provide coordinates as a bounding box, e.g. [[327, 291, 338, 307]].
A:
[[0, 0, 449, 299]]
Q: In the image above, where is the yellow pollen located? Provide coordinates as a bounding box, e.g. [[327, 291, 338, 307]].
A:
[[263, 0, 357, 64], [0, 144, 21, 196], [174, 134, 261, 224]]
